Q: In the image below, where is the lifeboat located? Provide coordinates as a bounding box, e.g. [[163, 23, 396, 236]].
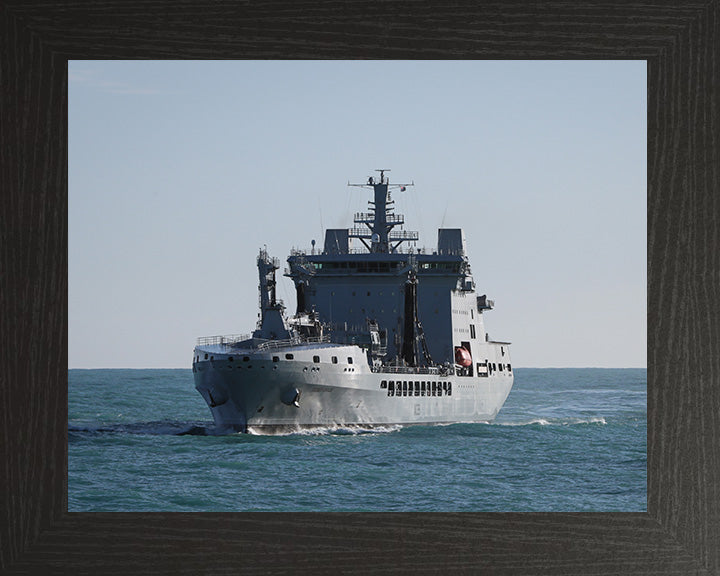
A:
[[454, 346, 472, 367]]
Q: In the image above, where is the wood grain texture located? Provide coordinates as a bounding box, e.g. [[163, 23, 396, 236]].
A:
[[1, 1, 718, 574]]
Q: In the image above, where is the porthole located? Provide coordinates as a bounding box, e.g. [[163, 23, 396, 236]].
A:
[[347, 357, 353, 364], [243, 356, 250, 362], [332, 356, 338, 364], [273, 356, 279, 362], [313, 355, 320, 363], [286, 353, 294, 360]]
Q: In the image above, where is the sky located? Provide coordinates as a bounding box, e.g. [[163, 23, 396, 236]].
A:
[[69, 60, 646, 368]]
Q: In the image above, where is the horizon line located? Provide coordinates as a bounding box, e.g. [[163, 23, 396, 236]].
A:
[[67, 365, 648, 370]]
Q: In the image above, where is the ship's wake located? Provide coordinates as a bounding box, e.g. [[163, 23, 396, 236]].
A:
[[68, 421, 217, 436], [247, 424, 404, 436], [490, 416, 607, 427], [68, 421, 405, 437]]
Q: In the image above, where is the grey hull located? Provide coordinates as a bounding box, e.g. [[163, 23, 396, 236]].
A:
[[193, 342, 514, 433]]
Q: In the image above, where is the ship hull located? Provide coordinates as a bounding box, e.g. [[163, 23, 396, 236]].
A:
[[193, 343, 514, 433]]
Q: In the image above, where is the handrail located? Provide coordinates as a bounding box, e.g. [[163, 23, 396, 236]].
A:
[[196, 333, 331, 350], [353, 212, 405, 224], [196, 334, 252, 346], [255, 334, 330, 351]]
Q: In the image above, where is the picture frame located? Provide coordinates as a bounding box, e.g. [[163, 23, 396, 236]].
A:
[[1, 2, 717, 573]]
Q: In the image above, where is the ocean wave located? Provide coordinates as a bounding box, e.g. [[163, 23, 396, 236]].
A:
[[247, 424, 404, 436], [494, 416, 607, 427]]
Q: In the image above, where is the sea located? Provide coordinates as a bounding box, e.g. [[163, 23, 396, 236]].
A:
[[68, 368, 646, 512]]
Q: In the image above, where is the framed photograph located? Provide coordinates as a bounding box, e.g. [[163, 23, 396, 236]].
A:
[[66, 60, 646, 515], [2, 2, 718, 574]]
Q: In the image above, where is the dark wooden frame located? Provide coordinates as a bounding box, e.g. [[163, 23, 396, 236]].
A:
[[2, 2, 718, 574]]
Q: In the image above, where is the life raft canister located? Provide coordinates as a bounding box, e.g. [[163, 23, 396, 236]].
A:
[[455, 346, 472, 367]]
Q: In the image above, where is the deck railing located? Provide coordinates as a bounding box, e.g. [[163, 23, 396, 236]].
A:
[[196, 334, 252, 346], [255, 334, 330, 351], [196, 333, 330, 350]]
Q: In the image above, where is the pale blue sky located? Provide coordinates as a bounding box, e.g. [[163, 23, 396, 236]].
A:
[[69, 60, 646, 368]]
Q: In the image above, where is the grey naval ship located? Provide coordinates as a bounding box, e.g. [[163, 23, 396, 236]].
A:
[[193, 170, 514, 433]]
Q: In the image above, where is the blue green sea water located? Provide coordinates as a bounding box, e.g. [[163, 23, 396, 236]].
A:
[[68, 368, 646, 511]]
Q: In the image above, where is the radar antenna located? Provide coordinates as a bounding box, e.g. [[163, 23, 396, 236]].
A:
[[376, 169, 390, 184]]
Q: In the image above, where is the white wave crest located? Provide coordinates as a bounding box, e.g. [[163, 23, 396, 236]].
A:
[[247, 424, 403, 436], [496, 416, 606, 427]]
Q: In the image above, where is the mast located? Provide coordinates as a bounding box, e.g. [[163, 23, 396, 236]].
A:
[[253, 248, 291, 340], [348, 169, 418, 253]]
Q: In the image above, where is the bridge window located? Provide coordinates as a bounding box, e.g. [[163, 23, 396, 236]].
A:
[[285, 353, 294, 360], [313, 355, 320, 363], [332, 356, 338, 364], [403, 381, 408, 396], [388, 381, 395, 396], [415, 382, 420, 396], [347, 357, 353, 364], [381, 380, 387, 389]]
